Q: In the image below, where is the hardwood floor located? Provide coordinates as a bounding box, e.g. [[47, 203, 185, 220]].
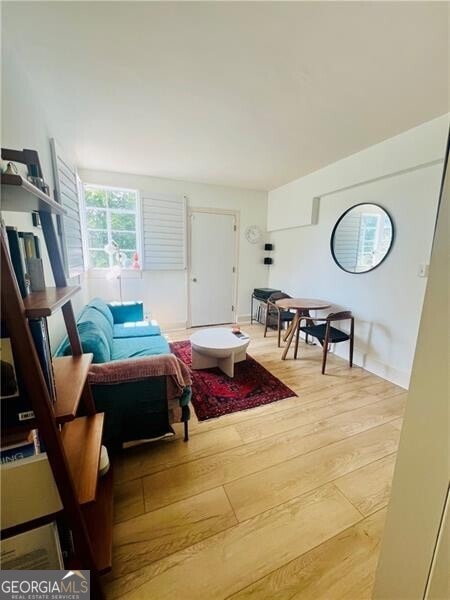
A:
[[104, 324, 406, 599]]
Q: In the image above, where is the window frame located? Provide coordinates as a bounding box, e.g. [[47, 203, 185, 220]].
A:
[[82, 183, 142, 271]]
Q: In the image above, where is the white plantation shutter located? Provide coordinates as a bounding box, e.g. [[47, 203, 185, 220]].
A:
[[142, 194, 186, 270], [332, 211, 361, 271], [50, 139, 84, 276]]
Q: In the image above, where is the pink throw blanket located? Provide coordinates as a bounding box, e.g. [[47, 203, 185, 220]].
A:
[[88, 354, 192, 389]]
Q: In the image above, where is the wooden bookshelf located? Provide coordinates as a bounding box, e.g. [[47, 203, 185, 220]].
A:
[[1, 174, 65, 215], [61, 414, 104, 505], [1, 153, 111, 597], [0, 355, 93, 433], [23, 286, 81, 318], [53, 355, 94, 422], [82, 467, 114, 574]]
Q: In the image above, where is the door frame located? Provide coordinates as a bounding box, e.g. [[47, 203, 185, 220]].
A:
[[187, 207, 240, 328]]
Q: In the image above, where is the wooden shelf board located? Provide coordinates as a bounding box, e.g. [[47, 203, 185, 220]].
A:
[[1, 174, 65, 215], [1, 511, 64, 541], [23, 286, 81, 317], [53, 354, 93, 423], [83, 467, 114, 574], [61, 413, 104, 505], [1, 354, 93, 433]]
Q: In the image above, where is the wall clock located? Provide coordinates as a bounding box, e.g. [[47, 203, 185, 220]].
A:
[[245, 225, 262, 244]]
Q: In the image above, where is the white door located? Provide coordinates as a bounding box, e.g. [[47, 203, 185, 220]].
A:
[[189, 211, 236, 327]]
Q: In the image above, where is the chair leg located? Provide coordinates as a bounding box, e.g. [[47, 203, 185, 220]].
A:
[[321, 342, 329, 374], [184, 420, 189, 442], [263, 307, 269, 338], [349, 336, 354, 368], [277, 313, 281, 347]]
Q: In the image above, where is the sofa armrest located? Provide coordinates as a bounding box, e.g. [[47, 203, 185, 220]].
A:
[[88, 354, 192, 388], [107, 301, 144, 323]]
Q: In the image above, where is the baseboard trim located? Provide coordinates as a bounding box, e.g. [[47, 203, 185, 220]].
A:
[[161, 321, 188, 331], [333, 344, 410, 389], [237, 314, 252, 324]]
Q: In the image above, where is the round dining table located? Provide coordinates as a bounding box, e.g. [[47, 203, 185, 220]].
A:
[[275, 298, 331, 360]]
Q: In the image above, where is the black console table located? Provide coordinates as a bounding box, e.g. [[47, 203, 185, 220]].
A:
[[251, 288, 281, 324]]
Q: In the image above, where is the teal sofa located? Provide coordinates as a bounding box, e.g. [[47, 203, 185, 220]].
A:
[[56, 298, 191, 451]]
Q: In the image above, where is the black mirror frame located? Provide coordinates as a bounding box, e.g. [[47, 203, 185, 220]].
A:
[[330, 203, 395, 274]]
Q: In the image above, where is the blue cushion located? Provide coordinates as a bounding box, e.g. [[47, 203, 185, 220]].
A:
[[88, 298, 114, 328], [62, 321, 111, 363], [113, 322, 161, 338], [108, 301, 144, 324], [79, 307, 114, 349], [111, 336, 170, 360]]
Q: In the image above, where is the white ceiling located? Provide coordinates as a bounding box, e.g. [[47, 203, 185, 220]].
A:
[[2, 2, 448, 191]]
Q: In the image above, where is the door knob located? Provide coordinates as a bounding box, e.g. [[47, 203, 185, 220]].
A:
[[192, 278, 197, 282]]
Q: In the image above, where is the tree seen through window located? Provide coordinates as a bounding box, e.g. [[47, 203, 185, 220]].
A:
[[84, 185, 140, 268]]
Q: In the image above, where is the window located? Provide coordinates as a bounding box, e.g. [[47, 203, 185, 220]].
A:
[[83, 185, 141, 269], [357, 214, 380, 268], [357, 212, 392, 270]]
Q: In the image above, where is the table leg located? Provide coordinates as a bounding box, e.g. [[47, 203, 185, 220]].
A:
[[282, 312, 299, 360], [218, 354, 235, 378], [283, 319, 294, 342], [294, 317, 301, 359]]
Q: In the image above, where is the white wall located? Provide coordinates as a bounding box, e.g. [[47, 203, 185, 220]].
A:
[[268, 116, 448, 231], [267, 116, 449, 387], [78, 168, 268, 328], [1, 49, 89, 349]]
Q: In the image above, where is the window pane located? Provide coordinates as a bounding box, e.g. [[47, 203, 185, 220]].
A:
[[363, 215, 378, 227], [108, 190, 136, 210], [85, 187, 107, 208], [89, 250, 109, 268], [112, 231, 136, 250], [111, 212, 136, 231], [86, 208, 107, 229], [88, 230, 108, 249]]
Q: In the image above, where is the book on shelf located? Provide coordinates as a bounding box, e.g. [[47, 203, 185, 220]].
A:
[[19, 230, 46, 291], [28, 318, 56, 402], [0, 522, 64, 570], [19, 231, 37, 259], [17, 233, 34, 295], [27, 258, 46, 291], [34, 234, 42, 258], [1, 452, 63, 530], [1, 313, 56, 427], [1, 320, 52, 428], [0, 324, 35, 427], [5, 226, 28, 298], [0, 429, 40, 464]]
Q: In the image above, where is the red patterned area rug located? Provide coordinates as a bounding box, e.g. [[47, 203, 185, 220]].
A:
[[171, 340, 297, 421]]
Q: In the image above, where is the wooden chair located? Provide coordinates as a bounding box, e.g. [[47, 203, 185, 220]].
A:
[[264, 292, 295, 347], [299, 311, 354, 374]]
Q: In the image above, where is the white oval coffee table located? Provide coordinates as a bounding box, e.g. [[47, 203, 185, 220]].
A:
[[190, 328, 250, 378]]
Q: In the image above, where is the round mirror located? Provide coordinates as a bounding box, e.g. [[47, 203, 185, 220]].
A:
[[331, 203, 394, 273]]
